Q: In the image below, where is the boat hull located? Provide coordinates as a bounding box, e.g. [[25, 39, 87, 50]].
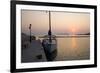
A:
[[42, 40, 57, 61]]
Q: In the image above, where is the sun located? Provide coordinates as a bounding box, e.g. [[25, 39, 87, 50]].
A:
[[72, 29, 76, 32], [71, 28, 76, 35], [68, 25, 77, 35]]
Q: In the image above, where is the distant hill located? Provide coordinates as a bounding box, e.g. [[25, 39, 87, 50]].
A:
[[77, 33, 90, 35], [84, 33, 90, 35]]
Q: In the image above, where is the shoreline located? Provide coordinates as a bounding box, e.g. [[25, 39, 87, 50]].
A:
[[38, 35, 90, 38]]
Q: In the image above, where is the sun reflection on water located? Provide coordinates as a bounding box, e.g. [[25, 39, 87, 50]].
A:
[[72, 37, 77, 49]]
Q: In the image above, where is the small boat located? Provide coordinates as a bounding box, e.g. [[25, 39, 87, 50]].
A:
[[42, 35, 57, 61], [42, 11, 57, 61]]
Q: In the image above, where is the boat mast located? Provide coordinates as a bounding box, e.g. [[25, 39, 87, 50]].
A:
[[48, 11, 52, 43]]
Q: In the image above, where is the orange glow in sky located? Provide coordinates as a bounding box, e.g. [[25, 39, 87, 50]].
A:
[[72, 29, 76, 34], [21, 10, 90, 35]]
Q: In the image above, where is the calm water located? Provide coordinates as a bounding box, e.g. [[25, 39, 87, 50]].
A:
[[39, 35, 90, 61]]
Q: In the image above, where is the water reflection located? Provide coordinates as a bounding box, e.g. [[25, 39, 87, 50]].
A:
[[72, 37, 77, 49], [39, 36, 90, 61], [54, 36, 90, 61]]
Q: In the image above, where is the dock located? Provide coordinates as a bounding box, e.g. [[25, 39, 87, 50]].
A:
[[21, 40, 47, 63]]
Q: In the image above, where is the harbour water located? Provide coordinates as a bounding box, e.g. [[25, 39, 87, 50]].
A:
[[39, 35, 90, 61]]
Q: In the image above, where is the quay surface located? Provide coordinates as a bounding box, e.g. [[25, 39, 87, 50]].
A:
[[21, 40, 47, 63]]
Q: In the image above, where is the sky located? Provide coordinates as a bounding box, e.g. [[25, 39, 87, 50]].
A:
[[21, 10, 90, 36]]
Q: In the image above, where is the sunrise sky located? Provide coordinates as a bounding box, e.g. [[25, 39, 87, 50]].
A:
[[21, 10, 90, 36]]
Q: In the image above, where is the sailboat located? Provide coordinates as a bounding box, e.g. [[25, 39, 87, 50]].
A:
[[42, 11, 57, 61]]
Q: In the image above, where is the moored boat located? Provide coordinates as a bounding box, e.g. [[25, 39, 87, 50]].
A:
[[42, 35, 57, 61], [42, 11, 57, 61]]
